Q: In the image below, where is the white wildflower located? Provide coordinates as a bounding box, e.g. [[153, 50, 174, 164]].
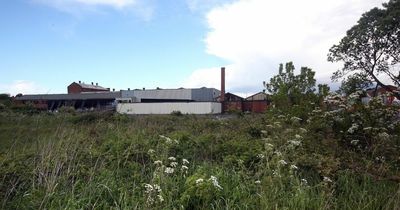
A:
[[257, 154, 265, 159], [164, 167, 174, 174], [159, 135, 172, 143], [153, 184, 162, 193], [347, 123, 359, 134], [350, 140, 359, 145], [182, 159, 189, 165], [261, 130, 268, 134], [266, 124, 274, 129], [375, 156, 385, 162], [291, 116, 302, 123], [209, 176, 223, 190], [323, 176, 333, 183], [146, 196, 154, 205], [299, 128, 307, 133], [170, 162, 178, 168], [363, 127, 373, 131], [144, 184, 153, 193], [181, 165, 188, 171], [301, 178, 308, 185], [290, 165, 298, 170], [195, 178, 204, 185], [255, 180, 261, 184], [295, 134, 302, 139], [147, 149, 155, 154], [154, 160, 163, 166], [168, 157, 176, 161], [278, 160, 287, 165], [274, 151, 282, 157], [157, 195, 164, 202], [288, 140, 301, 146]]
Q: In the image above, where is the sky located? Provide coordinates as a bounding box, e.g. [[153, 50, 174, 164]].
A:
[[0, 0, 387, 97]]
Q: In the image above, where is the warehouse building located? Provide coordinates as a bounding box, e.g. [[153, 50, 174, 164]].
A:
[[13, 67, 270, 114], [67, 81, 110, 94]]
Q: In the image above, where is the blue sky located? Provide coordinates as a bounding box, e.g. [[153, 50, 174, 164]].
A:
[[0, 0, 386, 96]]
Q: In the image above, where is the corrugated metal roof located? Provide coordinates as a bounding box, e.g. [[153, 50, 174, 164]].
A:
[[121, 88, 220, 102], [71, 82, 109, 91], [15, 91, 121, 101]]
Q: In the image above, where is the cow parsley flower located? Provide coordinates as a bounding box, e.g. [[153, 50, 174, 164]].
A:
[[157, 195, 164, 202], [144, 184, 153, 193], [257, 154, 265, 159], [290, 164, 298, 170], [209, 176, 223, 190], [153, 184, 162, 193], [291, 117, 302, 123], [147, 149, 155, 154], [295, 134, 302, 139], [164, 167, 174, 174], [288, 140, 301, 146], [323, 176, 333, 183], [168, 157, 176, 161], [278, 160, 287, 165], [350, 140, 359, 145], [154, 160, 163, 166], [195, 178, 204, 185], [170, 162, 178, 168], [299, 128, 307, 133], [347, 123, 359, 134], [301, 178, 308, 185], [255, 180, 261, 184], [181, 165, 188, 171], [182, 159, 189, 165]]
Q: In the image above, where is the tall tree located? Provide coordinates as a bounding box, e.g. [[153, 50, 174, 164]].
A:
[[339, 73, 373, 96], [328, 0, 400, 98], [264, 62, 316, 106]]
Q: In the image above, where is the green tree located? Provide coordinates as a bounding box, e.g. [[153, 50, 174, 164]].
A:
[[317, 84, 330, 97], [328, 0, 400, 98], [338, 73, 373, 96], [263, 62, 316, 107]]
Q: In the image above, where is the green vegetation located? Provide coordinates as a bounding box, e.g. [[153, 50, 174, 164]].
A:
[[0, 102, 399, 209], [328, 0, 400, 98], [1, 1, 399, 209]]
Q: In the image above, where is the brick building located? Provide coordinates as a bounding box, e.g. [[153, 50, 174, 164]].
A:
[[67, 81, 110, 94]]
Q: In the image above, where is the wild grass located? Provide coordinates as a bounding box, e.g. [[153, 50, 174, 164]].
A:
[[0, 111, 399, 209]]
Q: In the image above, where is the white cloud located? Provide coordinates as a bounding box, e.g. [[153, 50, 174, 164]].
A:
[[0, 80, 47, 96], [186, 0, 232, 12], [183, 0, 387, 94], [33, 0, 153, 20]]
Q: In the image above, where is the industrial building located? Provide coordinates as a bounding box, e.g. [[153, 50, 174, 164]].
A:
[[13, 67, 270, 114], [68, 81, 110, 94]]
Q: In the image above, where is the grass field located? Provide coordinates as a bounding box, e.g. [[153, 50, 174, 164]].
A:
[[0, 110, 399, 209]]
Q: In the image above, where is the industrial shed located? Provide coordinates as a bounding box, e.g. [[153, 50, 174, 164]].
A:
[[117, 102, 221, 114], [68, 81, 110, 94], [121, 88, 220, 102], [14, 91, 121, 110]]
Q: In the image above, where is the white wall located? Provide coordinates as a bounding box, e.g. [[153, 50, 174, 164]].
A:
[[117, 102, 221, 114]]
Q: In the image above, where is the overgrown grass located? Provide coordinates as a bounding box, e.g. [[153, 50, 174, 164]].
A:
[[0, 111, 399, 209]]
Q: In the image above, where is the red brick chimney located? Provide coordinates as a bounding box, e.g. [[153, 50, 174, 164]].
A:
[[221, 67, 225, 102]]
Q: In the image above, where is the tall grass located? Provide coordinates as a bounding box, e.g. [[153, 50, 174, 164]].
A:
[[0, 111, 399, 209]]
